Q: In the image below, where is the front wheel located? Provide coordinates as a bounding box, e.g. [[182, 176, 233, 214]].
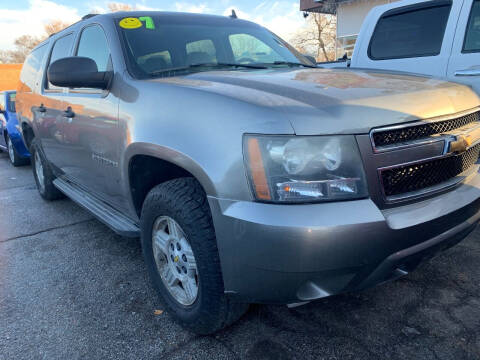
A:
[[141, 178, 248, 334], [7, 136, 29, 167]]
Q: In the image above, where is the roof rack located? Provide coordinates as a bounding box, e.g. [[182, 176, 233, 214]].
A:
[[82, 14, 98, 20]]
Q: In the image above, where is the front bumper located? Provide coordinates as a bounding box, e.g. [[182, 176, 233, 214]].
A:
[[208, 170, 480, 304]]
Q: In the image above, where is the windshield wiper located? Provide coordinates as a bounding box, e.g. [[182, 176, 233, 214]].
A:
[[149, 62, 267, 76], [266, 61, 317, 68], [205, 62, 268, 69]]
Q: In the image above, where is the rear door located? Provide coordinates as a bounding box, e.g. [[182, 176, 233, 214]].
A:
[[447, 0, 480, 94], [16, 43, 48, 142], [353, 0, 463, 78]]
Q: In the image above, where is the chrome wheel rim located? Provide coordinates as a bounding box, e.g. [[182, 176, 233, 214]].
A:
[[34, 150, 45, 191], [7, 138, 14, 163], [152, 216, 199, 306]]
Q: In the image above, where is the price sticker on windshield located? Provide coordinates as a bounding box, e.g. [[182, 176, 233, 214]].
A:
[[119, 16, 155, 30]]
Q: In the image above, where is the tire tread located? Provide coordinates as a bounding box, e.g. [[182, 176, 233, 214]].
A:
[[141, 178, 248, 334]]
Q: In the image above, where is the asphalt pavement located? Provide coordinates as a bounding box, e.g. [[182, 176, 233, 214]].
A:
[[0, 151, 479, 360]]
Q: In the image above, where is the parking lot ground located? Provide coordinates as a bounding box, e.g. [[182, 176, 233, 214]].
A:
[[0, 151, 479, 360]]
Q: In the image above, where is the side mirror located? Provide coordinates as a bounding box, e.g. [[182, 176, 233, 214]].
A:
[[48, 57, 112, 90], [302, 54, 317, 66]]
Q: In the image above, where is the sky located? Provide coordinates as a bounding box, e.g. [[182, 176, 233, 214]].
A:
[[0, 0, 308, 50]]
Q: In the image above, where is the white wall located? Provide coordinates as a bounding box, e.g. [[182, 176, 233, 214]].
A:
[[337, 0, 399, 37]]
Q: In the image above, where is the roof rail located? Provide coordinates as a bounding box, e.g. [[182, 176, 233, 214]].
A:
[[82, 14, 98, 20], [49, 14, 98, 37]]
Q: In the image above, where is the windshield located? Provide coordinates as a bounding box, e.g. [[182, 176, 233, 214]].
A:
[[8, 92, 15, 113], [116, 15, 313, 78]]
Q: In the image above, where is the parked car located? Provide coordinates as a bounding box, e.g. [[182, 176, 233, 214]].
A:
[[16, 11, 480, 334], [323, 0, 480, 95], [0, 90, 30, 166]]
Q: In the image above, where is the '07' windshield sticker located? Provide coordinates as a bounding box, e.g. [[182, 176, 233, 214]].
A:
[[119, 16, 155, 30]]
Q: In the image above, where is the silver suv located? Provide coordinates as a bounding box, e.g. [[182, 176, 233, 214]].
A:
[[16, 11, 480, 334]]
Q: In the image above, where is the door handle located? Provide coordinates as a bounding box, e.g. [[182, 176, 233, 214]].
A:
[[454, 69, 480, 77], [38, 104, 46, 113], [63, 107, 75, 119]]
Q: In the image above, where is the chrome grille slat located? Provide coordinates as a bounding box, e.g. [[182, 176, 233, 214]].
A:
[[372, 111, 480, 148], [380, 143, 480, 197]]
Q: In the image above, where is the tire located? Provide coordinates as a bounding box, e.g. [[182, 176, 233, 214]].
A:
[[141, 178, 248, 334], [7, 136, 29, 167], [30, 139, 64, 201]]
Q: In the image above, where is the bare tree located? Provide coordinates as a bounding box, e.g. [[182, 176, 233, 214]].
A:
[[0, 50, 17, 64], [107, 2, 134, 12], [44, 20, 71, 36], [290, 14, 337, 62], [0, 20, 73, 64], [1, 35, 43, 63]]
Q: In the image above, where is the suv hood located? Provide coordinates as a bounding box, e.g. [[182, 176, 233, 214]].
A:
[[156, 68, 480, 135]]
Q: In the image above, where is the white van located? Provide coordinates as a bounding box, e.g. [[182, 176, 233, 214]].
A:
[[329, 0, 480, 94]]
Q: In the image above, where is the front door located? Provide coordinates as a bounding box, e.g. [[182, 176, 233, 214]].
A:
[[37, 33, 75, 168], [59, 24, 122, 208], [447, 0, 480, 94]]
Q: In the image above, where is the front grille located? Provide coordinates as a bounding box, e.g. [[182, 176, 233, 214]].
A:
[[373, 111, 480, 148], [381, 143, 480, 197]]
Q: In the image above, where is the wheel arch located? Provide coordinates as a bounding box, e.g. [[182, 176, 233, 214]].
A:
[[21, 121, 35, 150], [125, 143, 216, 217]]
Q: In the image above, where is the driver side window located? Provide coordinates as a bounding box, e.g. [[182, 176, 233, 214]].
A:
[[76, 25, 111, 71], [229, 33, 283, 63], [46, 34, 74, 90]]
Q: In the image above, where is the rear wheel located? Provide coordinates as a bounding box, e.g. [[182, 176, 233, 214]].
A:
[[141, 178, 248, 334], [31, 139, 64, 201], [7, 136, 29, 167]]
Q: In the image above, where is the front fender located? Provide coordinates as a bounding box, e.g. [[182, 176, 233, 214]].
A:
[[6, 116, 30, 158]]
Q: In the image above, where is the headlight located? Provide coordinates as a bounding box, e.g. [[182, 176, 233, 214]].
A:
[[244, 135, 368, 203]]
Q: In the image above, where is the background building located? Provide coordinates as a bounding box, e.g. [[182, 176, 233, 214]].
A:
[[300, 0, 399, 58], [0, 64, 22, 91]]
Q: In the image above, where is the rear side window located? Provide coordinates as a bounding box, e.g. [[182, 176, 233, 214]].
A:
[[464, 0, 480, 53], [369, 2, 452, 60], [47, 33, 74, 89], [0, 94, 5, 111], [186, 39, 217, 64], [19, 44, 47, 92], [76, 25, 111, 71]]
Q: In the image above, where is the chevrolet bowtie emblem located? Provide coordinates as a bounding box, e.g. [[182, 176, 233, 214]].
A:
[[448, 126, 480, 154], [174, 256, 180, 263], [449, 135, 471, 153]]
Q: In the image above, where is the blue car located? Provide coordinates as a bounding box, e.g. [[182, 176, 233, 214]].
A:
[[0, 90, 30, 166]]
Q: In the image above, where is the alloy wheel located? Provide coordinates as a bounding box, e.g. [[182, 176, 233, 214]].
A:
[[34, 150, 45, 192], [152, 216, 199, 306], [7, 138, 15, 164]]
